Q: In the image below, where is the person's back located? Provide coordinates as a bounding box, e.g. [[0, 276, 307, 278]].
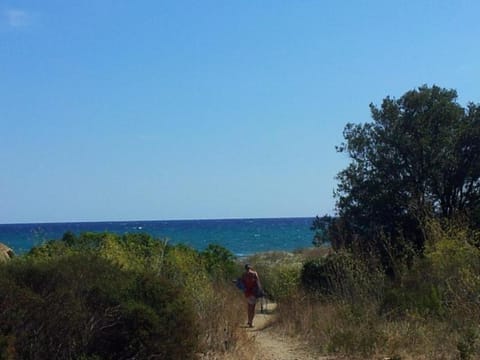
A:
[[242, 269, 258, 297]]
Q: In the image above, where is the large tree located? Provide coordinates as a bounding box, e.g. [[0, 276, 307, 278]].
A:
[[332, 85, 480, 267]]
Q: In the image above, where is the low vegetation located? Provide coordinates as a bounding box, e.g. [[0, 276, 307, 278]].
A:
[[1, 223, 480, 359], [0, 233, 248, 360], [260, 219, 480, 359]]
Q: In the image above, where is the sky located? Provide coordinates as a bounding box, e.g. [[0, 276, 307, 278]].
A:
[[1, 1, 479, 224]]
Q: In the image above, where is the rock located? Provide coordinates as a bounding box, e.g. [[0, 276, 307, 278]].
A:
[[0, 243, 15, 263]]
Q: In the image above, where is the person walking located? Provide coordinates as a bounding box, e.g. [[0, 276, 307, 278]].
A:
[[240, 263, 262, 328]]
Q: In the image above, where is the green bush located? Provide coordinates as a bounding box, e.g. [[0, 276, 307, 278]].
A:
[[244, 252, 303, 301], [381, 281, 444, 318], [426, 231, 480, 315], [200, 244, 237, 281], [27, 232, 169, 274], [164, 245, 215, 316], [100, 233, 168, 272], [301, 250, 384, 303], [381, 220, 480, 319], [265, 263, 302, 301], [0, 254, 198, 360]]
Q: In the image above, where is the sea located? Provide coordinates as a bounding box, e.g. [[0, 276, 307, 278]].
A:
[[0, 217, 316, 257]]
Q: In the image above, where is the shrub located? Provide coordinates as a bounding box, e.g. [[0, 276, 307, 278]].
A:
[[100, 233, 168, 272], [301, 250, 385, 304], [0, 254, 198, 359], [27, 232, 169, 273], [381, 219, 480, 320], [264, 263, 302, 301], [244, 251, 304, 302], [201, 244, 237, 281]]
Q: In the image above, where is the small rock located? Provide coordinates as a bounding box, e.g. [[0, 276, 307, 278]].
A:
[[0, 243, 15, 263]]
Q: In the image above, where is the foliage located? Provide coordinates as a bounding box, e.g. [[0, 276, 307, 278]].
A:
[[245, 251, 304, 301], [264, 263, 302, 301], [333, 85, 480, 272], [27, 232, 168, 273], [164, 244, 214, 304], [457, 325, 479, 360], [325, 304, 385, 357], [301, 250, 385, 304], [382, 219, 480, 320], [276, 218, 480, 358], [162, 243, 244, 354], [7, 233, 248, 359], [310, 215, 334, 247], [0, 253, 198, 360], [200, 243, 237, 281]]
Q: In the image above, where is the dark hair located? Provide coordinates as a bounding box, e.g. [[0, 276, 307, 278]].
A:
[[244, 263, 251, 270]]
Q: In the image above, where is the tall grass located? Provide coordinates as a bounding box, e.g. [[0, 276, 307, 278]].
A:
[[196, 283, 257, 360]]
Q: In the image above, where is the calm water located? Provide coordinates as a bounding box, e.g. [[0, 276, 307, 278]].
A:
[[0, 217, 315, 257]]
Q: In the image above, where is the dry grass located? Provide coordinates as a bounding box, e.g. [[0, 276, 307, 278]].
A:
[[293, 246, 332, 260], [196, 282, 259, 360], [274, 295, 467, 359], [197, 284, 244, 353]]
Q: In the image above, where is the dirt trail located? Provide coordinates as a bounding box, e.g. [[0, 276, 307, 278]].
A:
[[245, 301, 333, 360]]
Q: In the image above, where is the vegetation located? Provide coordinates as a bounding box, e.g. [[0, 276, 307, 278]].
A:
[[310, 215, 334, 247], [0, 233, 247, 360], [0, 254, 197, 360], [317, 85, 480, 275], [270, 218, 480, 359], [280, 85, 480, 358]]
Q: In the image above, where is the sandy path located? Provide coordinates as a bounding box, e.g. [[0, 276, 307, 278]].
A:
[[245, 301, 333, 360]]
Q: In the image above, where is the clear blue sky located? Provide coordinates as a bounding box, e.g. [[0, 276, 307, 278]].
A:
[[1, 1, 479, 224]]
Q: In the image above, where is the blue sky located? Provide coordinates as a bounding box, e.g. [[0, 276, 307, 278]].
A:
[[1, 1, 479, 224]]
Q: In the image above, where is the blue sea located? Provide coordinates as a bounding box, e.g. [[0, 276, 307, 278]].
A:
[[0, 217, 315, 257]]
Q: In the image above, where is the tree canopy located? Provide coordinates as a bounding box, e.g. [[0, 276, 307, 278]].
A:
[[330, 85, 480, 271]]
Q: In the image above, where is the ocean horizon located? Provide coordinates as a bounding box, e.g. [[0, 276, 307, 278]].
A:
[[0, 217, 316, 257]]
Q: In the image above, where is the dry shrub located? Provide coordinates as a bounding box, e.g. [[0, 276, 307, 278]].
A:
[[301, 249, 386, 310], [275, 291, 336, 343], [275, 294, 463, 359], [379, 317, 456, 359], [198, 284, 246, 353], [196, 283, 258, 360], [275, 293, 381, 357]]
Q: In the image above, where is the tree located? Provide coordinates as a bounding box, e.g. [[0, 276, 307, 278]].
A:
[[333, 85, 480, 271], [311, 215, 334, 247]]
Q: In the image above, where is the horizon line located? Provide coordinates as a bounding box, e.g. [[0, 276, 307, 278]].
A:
[[0, 215, 327, 226]]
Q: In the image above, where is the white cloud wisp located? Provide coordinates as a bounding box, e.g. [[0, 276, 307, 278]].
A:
[[4, 9, 30, 28]]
